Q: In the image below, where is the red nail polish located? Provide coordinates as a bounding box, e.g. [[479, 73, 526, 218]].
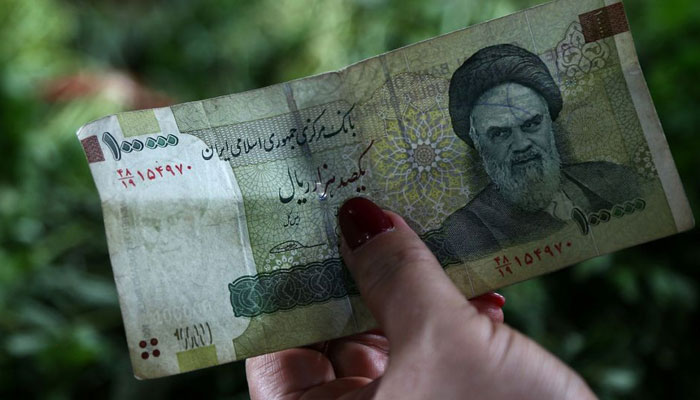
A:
[[339, 197, 394, 250], [476, 292, 506, 308]]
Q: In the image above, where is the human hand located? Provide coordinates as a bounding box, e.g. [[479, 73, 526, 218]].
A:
[[246, 294, 505, 399], [246, 197, 596, 399]]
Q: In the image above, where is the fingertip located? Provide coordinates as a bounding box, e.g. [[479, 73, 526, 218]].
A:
[[337, 201, 416, 260], [381, 210, 413, 231], [487, 307, 504, 324], [472, 292, 506, 308], [469, 293, 506, 324], [338, 197, 395, 250]]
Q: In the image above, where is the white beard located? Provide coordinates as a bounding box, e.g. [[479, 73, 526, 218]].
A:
[[476, 131, 562, 212]]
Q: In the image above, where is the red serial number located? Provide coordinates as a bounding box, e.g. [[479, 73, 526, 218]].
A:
[[493, 241, 572, 277], [116, 163, 192, 189]]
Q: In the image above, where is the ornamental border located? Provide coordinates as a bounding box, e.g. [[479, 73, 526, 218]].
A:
[[228, 230, 458, 318]]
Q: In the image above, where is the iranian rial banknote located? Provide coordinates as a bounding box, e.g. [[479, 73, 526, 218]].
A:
[[77, 0, 693, 379]]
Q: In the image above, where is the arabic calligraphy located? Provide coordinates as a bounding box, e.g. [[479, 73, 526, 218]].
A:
[[278, 140, 374, 205], [202, 104, 356, 161], [283, 211, 301, 227]]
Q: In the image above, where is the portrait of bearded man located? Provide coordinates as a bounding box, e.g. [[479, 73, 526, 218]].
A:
[[437, 44, 640, 260]]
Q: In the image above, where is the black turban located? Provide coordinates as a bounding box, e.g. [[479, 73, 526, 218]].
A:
[[448, 44, 562, 147]]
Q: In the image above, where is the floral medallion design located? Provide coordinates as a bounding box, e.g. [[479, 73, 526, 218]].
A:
[[372, 101, 478, 231]]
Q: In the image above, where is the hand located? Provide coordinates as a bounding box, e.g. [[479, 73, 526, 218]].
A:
[[247, 294, 505, 399], [246, 198, 596, 399]]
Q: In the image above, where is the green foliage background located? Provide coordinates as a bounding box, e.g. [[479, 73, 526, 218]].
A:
[[0, 0, 698, 398]]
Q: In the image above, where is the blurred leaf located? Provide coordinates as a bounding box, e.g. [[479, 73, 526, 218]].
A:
[[6, 331, 51, 357]]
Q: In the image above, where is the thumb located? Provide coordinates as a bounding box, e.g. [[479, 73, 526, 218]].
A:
[[338, 197, 472, 343]]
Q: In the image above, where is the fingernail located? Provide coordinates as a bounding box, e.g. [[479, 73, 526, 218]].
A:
[[476, 292, 506, 308], [339, 197, 394, 250]]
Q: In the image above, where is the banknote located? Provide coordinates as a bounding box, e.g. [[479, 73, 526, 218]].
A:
[[77, 0, 693, 379]]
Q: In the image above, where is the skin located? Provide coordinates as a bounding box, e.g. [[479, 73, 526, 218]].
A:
[[246, 209, 597, 399], [470, 82, 555, 172]]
